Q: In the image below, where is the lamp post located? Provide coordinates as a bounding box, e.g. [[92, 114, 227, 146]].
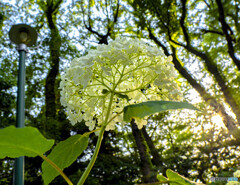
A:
[[9, 24, 37, 185]]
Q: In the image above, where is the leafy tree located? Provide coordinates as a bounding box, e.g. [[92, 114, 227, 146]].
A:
[[0, 0, 240, 184], [128, 0, 240, 138], [127, 0, 240, 182]]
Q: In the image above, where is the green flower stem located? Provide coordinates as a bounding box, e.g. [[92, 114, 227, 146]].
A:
[[77, 124, 106, 185], [77, 92, 115, 185], [106, 110, 123, 124], [40, 155, 73, 185]]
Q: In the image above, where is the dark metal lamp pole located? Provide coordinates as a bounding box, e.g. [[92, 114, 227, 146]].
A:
[[9, 24, 37, 185]]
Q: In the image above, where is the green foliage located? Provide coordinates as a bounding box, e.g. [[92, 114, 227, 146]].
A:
[[42, 134, 89, 185], [157, 173, 168, 182], [86, 153, 139, 185], [1, 0, 240, 184], [0, 78, 15, 128], [0, 126, 54, 158], [123, 101, 198, 122]]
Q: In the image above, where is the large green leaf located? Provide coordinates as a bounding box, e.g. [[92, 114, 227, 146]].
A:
[[157, 174, 168, 182], [123, 101, 199, 122], [42, 134, 89, 185], [0, 126, 54, 158], [166, 169, 195, 185], [158, 169, 205, 185]]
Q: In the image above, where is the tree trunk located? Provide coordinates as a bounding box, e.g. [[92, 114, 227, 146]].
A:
[[131, 120, 157, 183], [142, 126, 163, 167], [148, 29, 240, 140], [44, 2, 61, 120]]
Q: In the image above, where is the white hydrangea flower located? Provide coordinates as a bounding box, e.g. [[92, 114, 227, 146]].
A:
[[135, 118, 148, 129], [60, 38, 182, 130]]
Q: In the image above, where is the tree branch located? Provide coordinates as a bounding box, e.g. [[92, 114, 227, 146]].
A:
[[80, 1, 105, 41], [200, 29, 224, 36], [113, 0, 120, 24], [106, 0, 120, 39], [172, 46, 240, 136], [52, 0, 63, 14], [81, 0, 120, 44], [180, 0, 190, 46], [184, 45, 240, 122], [203, 0, 211, 9], [216, 0, 240, 70], [177, 0, 240, 123], [148, 28, 170, 56], [148, 28, 240, 139]]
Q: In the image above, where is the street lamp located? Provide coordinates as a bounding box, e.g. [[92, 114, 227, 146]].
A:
[[9, 24, 37, 185]]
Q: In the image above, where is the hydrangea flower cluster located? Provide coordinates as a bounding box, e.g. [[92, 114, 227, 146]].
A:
[[60, 38, 181, 130]]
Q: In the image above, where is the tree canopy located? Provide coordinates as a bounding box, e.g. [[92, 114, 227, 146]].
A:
[[0, 0, 240, 184]]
